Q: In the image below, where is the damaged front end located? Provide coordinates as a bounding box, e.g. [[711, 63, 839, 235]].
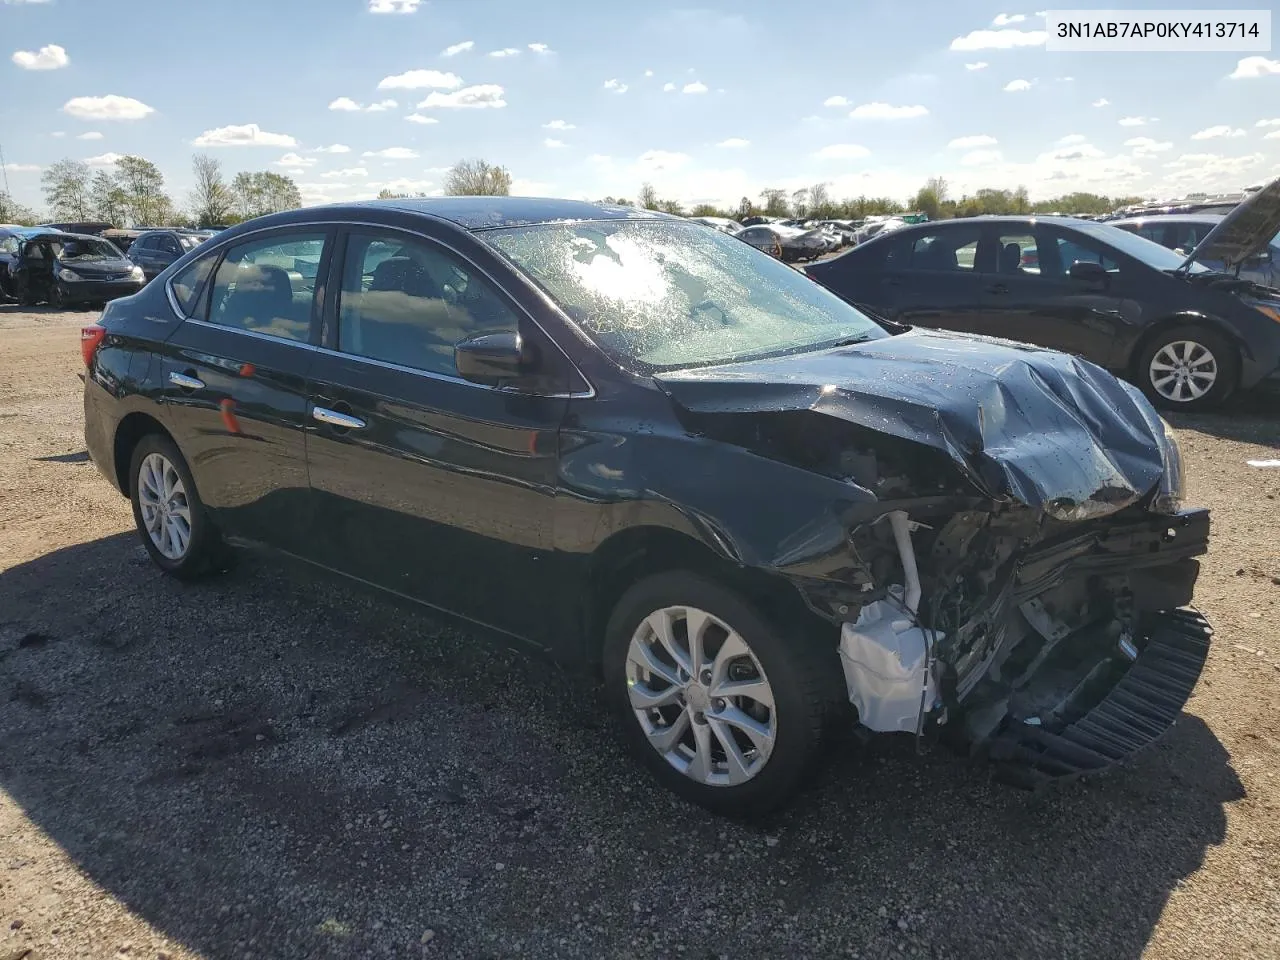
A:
[[656, 328, 1213, 787]]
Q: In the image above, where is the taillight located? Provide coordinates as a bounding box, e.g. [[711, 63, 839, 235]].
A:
[[80, 324, 106, 367]]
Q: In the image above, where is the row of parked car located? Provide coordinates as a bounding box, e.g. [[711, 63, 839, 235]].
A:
[[690, 213, 921, 263], [0, 221, 219, 308]]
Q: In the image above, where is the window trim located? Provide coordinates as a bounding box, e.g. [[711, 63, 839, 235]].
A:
[[164, 218, 594, 400]]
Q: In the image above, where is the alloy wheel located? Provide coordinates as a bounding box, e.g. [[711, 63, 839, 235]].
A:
[[1149, 340, 1218, 403], [625, 605, 777, 787], [137, 452, 192, 560]]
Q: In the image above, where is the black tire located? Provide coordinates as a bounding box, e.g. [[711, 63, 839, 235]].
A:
[[1135, 324, 1238, 412], [128, 433, 228, 580], [603, 571, 834, 818]]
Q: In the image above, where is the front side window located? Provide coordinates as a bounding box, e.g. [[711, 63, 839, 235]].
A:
[[0, 237, 17, 255], [995, 231, 1040, 276], [159, 235, 183, 256], [1052, 234, 1120, 276], [336, 231, 519, 377], [206, 233, 326, 342], [484, 219, 885, 373], [133, 236, 156, 252]]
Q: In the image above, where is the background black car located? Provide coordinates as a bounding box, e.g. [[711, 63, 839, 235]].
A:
[[805, 195, 1280, 410], [128, 229, 215, 281], [81, 198, 1208, 816], [1, 229, 144, 307]]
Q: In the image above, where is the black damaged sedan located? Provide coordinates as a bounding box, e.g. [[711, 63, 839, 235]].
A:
[[82, 199, 1212, 816]]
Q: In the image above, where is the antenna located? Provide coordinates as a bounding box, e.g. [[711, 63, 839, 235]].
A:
[[0, 141, 11, 197]]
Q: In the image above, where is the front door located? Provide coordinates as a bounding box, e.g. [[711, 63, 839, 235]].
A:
[[975, 224, 1135, 365], [304, 227, 569, 649], [157, 229, 332, 552]]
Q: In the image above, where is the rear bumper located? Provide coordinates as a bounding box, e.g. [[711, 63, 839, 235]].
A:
[[987, 608, 1212, 788]]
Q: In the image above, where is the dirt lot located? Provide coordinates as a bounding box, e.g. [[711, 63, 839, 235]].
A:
[[2, 305, 1278, 960]]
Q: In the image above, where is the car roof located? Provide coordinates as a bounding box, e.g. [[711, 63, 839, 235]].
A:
[[349, 197, 680, 231], [1110, 213, 1223, 226]]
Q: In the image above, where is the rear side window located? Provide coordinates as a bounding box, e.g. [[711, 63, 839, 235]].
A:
[[336, 231, 519, 377], [206, 233, 327, 342], [170, 253, 219, 319], [133, 236, 156, 252]]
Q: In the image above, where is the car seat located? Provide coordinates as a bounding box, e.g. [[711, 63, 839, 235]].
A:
[[999, 242, 1022, 274]]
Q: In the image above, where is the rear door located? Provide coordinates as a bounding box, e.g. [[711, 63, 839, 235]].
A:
[[303, 226, 570, 647], [875, 225, 990, 331], [976, 224, 1136, 364], [157, 228, 332, 553]]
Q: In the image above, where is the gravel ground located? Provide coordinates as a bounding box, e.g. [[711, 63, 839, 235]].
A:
[[2, 305, 1278, 960]]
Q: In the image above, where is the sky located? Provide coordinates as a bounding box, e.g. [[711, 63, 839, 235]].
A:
[[2, 0, 1279, 214]]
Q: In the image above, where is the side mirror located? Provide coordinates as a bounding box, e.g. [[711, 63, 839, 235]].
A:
[[1068, 260, 1108, 284], [454, 331, 527, 386]]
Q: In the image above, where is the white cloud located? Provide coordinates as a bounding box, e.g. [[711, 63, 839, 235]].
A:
[[488, 47, 521, 58], [1041, 143, 1104, 161], [50, 131, 65, 138], [417, 84, 506, 109], [321, 167, 369, 178], [442, 40, 474, 56], [312, 144, 351, 154], [76, 131, 103, 141], [815, 143, 871, 160], [1163, 152, 1263, 182], [1191, 125, 1246, 140], [964, 62, 989, 71], [274, 152, 316, 167], [1057, 75, 1074, 82], [1, 162, 41, 173], [1256, 118, 1280, 127], [683, 81, 708, 94], [992, 12, 1026, 26], [543, 119, 575, 130], [1092, 98, 1110, 107], [1266, 130, 1280, 140], [636, 150, 690, 172], [604, 79, 629, 93], [329, 97, 362, 111], [12, 43, 68, 70], [662, 82, 675, 92], [510, 178, 553, 197], [823, 95, 850, 107], [1003, 79, 1033, 92], [84, 152, 124, 167], [960, 149, 1003, 166], [62, 95, 154, 121], [378, 70, 462, 90], [405, 113, 439, 124], [644, 69, 654, 77], [368, 0, 420, 12], [362, 147, 419, 159], [1058, 133, 1087, 145], [717, 138, 749, 148], [1125, 137, 1173, 155], [1228, 56, 1280, 79], [528, 43, 552, 54], [544, 138, 565, 148], [949, 27, 1047, 50], [1119, 116, 1154, 126], [948, 134, 997, 149], [365, 99, 398, 112], [193, 123, 297, 147], [849, 102, 928, 119]]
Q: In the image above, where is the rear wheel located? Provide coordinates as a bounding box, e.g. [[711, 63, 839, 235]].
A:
[[128, 434, 227, 579], [603, 571, 833, 818], [1136, 325, 1237, 412]]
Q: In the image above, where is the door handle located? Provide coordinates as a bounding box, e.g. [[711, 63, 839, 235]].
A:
[[168, 371, 205, 390], [312, 406, 367, 430]]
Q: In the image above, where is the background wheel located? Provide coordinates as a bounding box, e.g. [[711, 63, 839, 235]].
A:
[[1136, 325, 1237, 412], [128, 433, 227, 579], [603, 571, 835, 818]]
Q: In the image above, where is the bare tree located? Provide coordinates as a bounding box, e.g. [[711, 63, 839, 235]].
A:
[[758, 188, 788, 217], [41, 159, 94, 221], [190, 154, 232, 227], [791, 188, 810, 218], [0, 190, 38, 225], [808, 182, 831, 217], [638, 182, 659, 210], [443, 159, 512, 196]]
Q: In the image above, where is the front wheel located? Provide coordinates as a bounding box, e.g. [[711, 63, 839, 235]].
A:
[[603, 571, 835, 818], [1136, 325, 1238, 411], [128, 434, 227, 579]]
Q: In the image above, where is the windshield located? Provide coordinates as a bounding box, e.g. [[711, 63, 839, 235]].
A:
[[55, 238, 122, 261], [483, 220, 885, 373], [1074, 220, 1209, 273]]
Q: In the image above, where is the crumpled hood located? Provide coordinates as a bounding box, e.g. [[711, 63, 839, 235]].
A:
[[1183, 174, 1280, 270], [655, 328, 1168, 520]]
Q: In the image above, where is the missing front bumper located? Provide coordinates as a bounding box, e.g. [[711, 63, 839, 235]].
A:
[[984, 608, 1212, 789]]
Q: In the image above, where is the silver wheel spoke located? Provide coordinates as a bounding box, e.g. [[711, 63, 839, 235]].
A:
[[645, 609, 690, 675], [684, 607, 710, 675], [628, 639, 681, 688], [709, 631, 750, 689], [714, 705, 775, 757], [708, 717, 752, 785], [687, 720, 713, 781], [647, 708, 690, 752], [628, 679, 682, 711], [711, 676, 774, 708]]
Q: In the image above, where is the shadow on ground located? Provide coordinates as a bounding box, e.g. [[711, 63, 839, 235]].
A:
[[0, 533, 1244, 960]]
